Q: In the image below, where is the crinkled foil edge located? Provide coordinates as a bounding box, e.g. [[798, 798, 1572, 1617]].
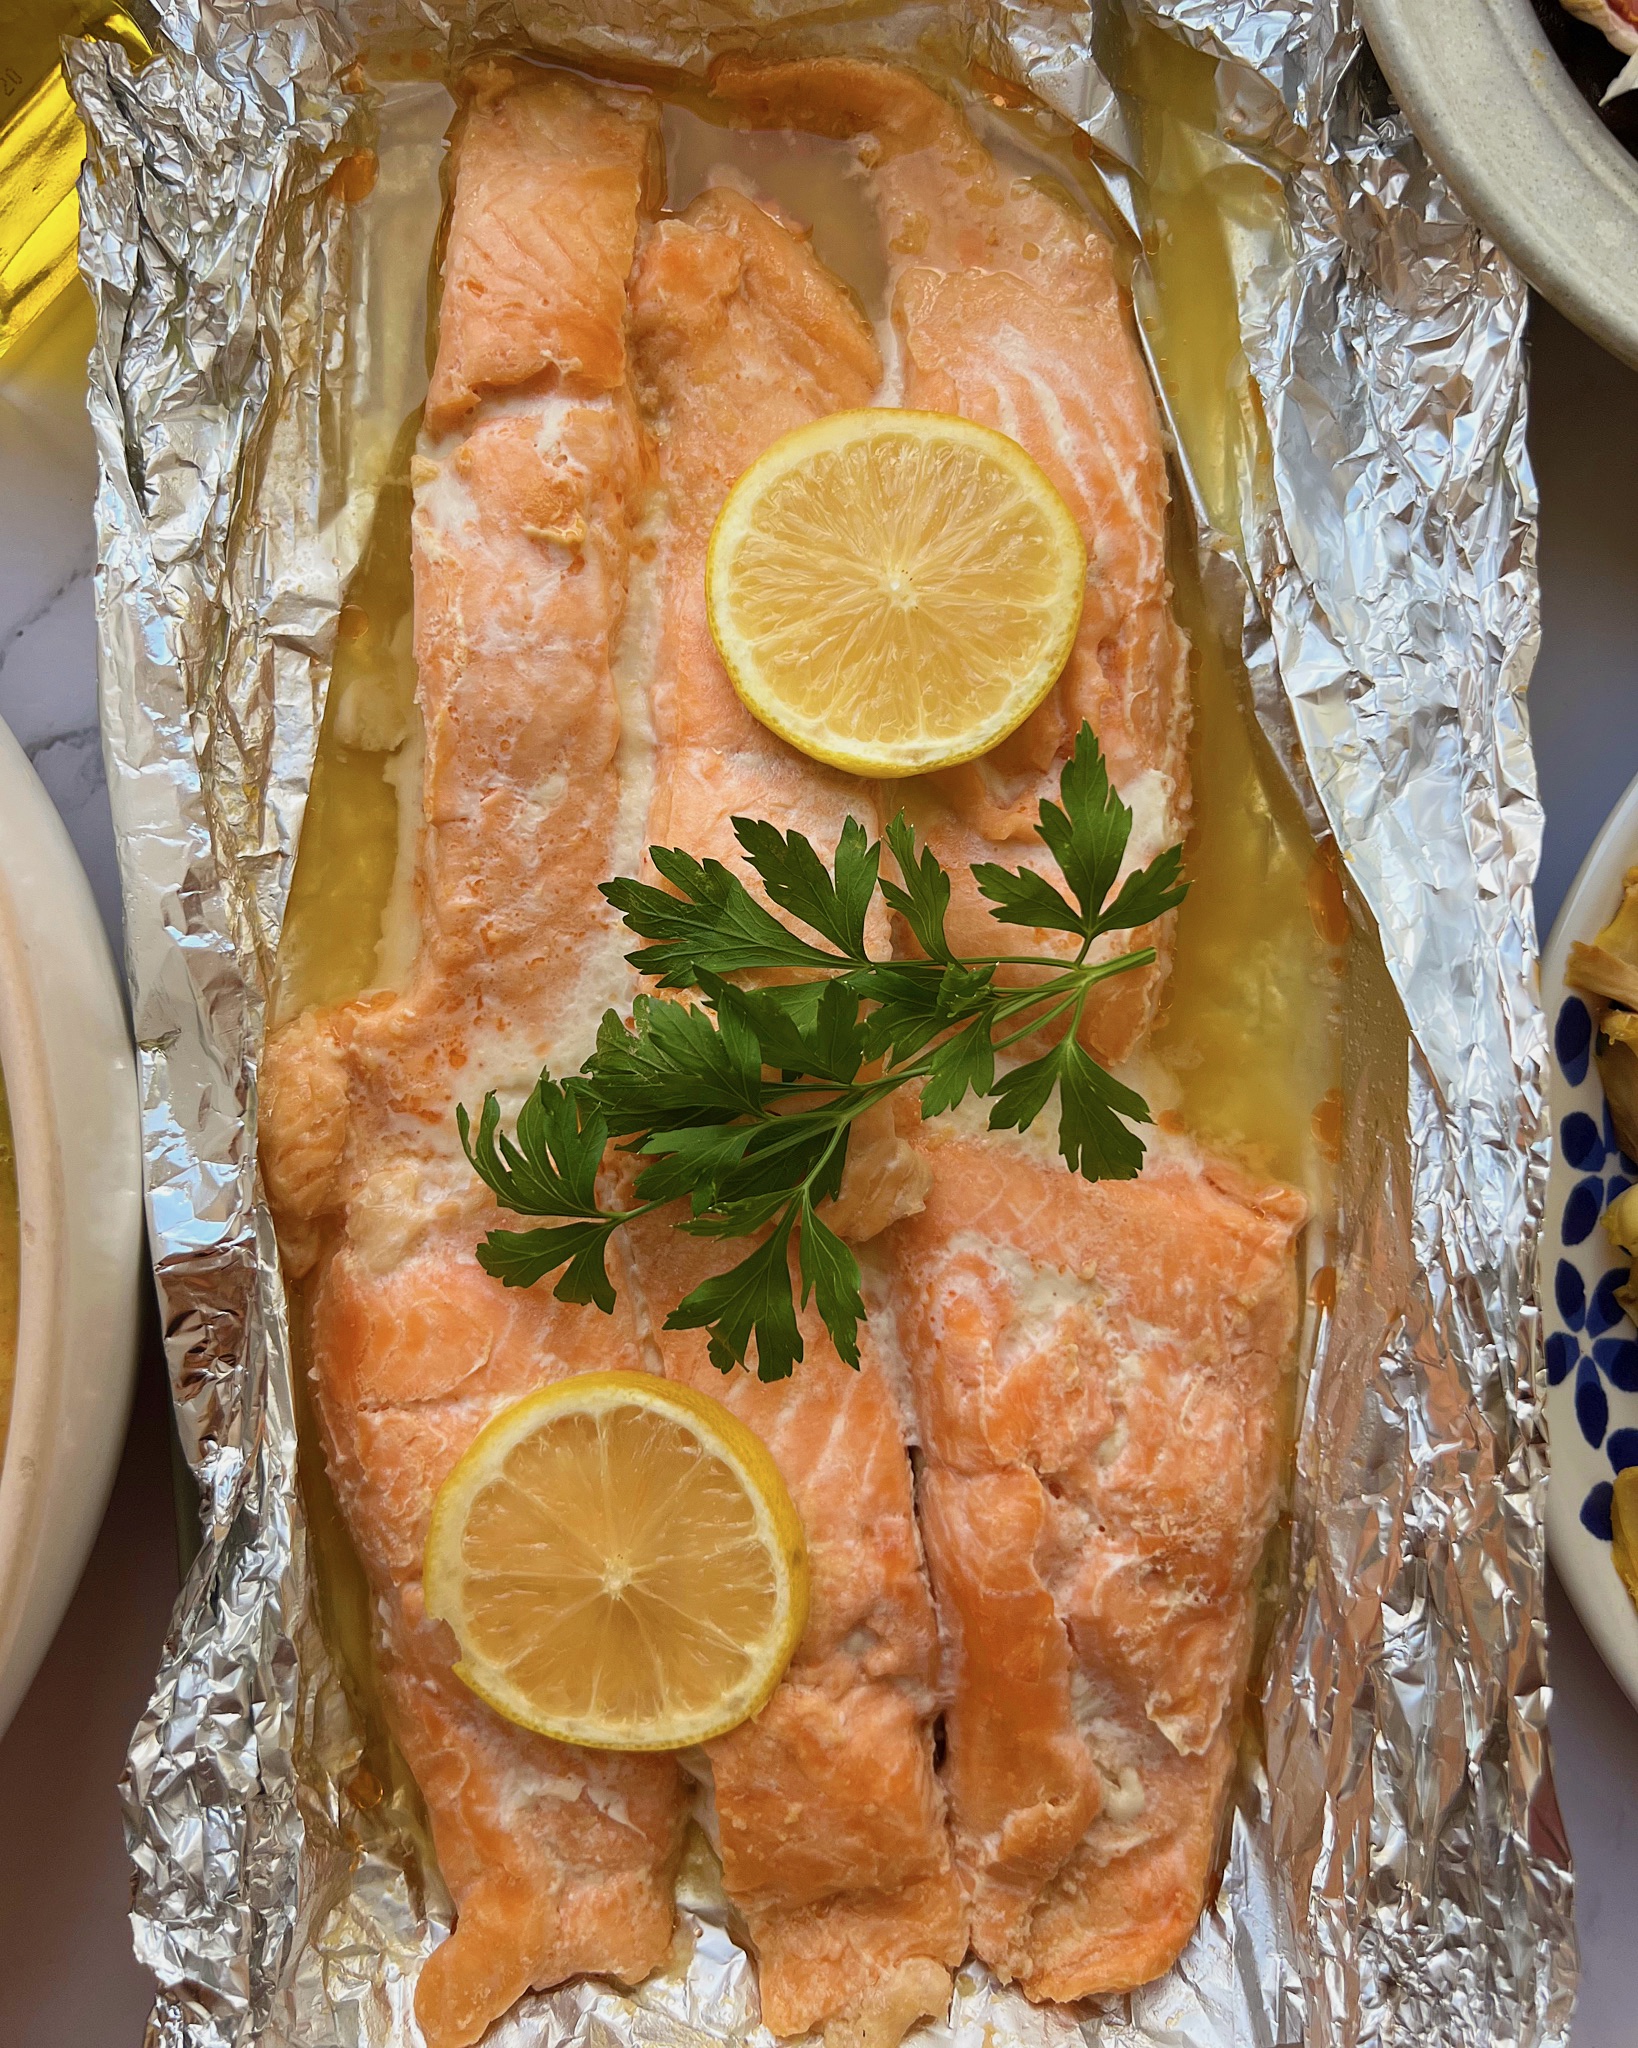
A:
[[70, 1, 1576, 2044]]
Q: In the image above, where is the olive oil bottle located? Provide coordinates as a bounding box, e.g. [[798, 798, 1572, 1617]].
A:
[[0, 0, 152, 359]]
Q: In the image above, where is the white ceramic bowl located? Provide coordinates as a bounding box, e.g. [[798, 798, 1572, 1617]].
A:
[[1542, 767, 1638, 1711], [0, 716, 143, 1740], [1362, 0, 1638, 372]]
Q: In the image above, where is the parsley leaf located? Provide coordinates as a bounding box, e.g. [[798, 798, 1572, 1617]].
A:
[[797, 1196, 865, 1370], [666, 1211, 804, 1379], [458, 1077, 609, 1224], [733, 814, 878, 960], [626, 1121, 760, 1209], [462, 721, 1185, 1378], [1094, 842, 1189, 939], [676, 1109, 849, 1216], [474, 1217, 622, 1312], [456, 1080, 626, 1311], [585, 994, 764, 1135], [879, 814, 954, 961], [603, 850, 836, 986], [1055, 1038, 1151, 1179], [988, 1034, 1150, 1180], [706, 976, 868, 1087], [967, 861, 1086, 938], [920, 1015, 997, 1119], [853, 960, 994, 1065], [971, 720, 1189, 948], [1035, 717, 1134, 928]]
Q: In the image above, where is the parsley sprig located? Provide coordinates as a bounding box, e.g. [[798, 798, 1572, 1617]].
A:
[[458, 723, 1185, 1381]]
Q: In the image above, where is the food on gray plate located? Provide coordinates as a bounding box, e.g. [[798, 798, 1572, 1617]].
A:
[[1558, 0, 1638, 101]]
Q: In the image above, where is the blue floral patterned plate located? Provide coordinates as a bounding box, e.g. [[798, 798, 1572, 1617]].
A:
[[1543, 770, 1638, 1713]]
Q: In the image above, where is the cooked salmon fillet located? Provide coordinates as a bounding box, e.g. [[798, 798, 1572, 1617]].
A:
[[699, 66, 1289, 1996], [261, 65, 688, 2048], [626, 1211, 963, 2045], [713, 57, 1190, 1066], [889, 1130, 1304, 1995], [624, 186, 961, 2042], [259, 50, 1303, 2048]]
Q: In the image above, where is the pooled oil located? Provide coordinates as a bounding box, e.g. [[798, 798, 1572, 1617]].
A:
[[274, 406, 421, 1023]]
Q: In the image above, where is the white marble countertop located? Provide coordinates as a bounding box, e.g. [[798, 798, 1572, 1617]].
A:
[[0, 281, 1633, 2046]]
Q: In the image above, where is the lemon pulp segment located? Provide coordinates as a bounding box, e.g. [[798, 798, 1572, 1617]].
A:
[[424, 1372, 809, 1750], [706, 409, 1087, 777]]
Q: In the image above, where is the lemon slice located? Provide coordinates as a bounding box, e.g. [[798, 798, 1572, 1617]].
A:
[[706, 408, 1086, 777], [423, 1371, 808, 1750]]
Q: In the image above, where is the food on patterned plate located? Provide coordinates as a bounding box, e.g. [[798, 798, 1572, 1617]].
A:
[[1568, 870, 1638, 1617], [260, 53, 1307, 2048], [1569, 868, 1638, 1320]]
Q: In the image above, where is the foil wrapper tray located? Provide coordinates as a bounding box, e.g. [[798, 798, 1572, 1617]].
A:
[[68, 1, 1578, 2043]]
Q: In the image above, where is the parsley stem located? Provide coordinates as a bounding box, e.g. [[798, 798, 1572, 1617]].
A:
[[990, 990, 1083, 1053], [603, 1195, 671, 1225], [981, 947, 1156, 1029], [802, 1126, 849, 1195], [1082, 943, 1158, 981], [880, 950, 1151, 974]]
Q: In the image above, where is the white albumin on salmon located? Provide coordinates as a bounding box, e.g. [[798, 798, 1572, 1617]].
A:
[[260, 50, 1304, 2048]]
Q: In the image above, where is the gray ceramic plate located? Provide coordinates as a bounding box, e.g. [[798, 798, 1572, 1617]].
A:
[[1362, 0, 1638, 369]]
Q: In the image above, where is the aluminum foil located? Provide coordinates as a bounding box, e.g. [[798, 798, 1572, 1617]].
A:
[[70, 2, 1577, 2044]]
